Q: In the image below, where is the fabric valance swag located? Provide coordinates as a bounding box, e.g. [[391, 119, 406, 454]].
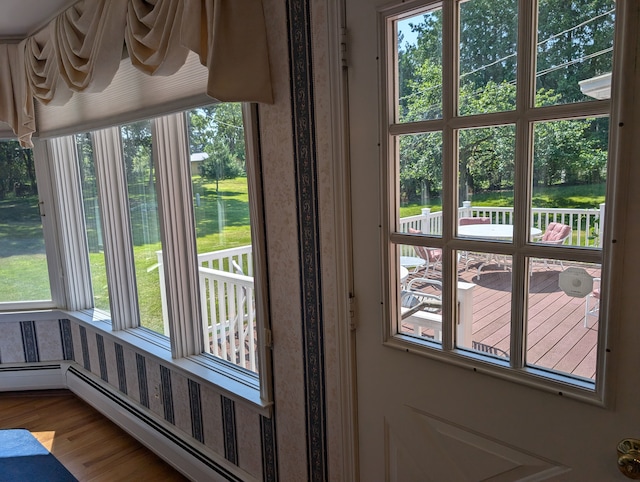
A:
[[0, 0, 273, 147]]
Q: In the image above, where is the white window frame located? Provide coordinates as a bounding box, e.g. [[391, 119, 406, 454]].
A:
[[31, 103, 272, 409], [0, 139, 62, 311], [380, 0, 621, 403]]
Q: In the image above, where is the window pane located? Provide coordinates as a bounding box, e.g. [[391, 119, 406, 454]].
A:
[[457, 250, 512, 360], [396, 8, 443, 122], [527, 260, 601, 381], [121, 121, 165, 334], [536, 0, 615, 106], [532, 117, 608, 248], [459, 0, 518, 115], [187, 104, 258, 372], [76, 134, 110, 312], [457, 125, 515, 240], [399, 132, 443, 236], [397, 243, 443, 345], [0, 141, 51, 302]]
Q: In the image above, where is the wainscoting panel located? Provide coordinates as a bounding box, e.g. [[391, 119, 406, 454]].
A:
[[384, 406, 569, 482], [0, 322, 28, 363]]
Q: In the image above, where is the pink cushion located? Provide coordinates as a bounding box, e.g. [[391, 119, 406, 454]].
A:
[[459, 217, 491, 225], [408, 228, 441, 262], [541, 222, 571, 242]]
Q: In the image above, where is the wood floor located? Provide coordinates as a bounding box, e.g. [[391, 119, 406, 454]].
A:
[[0, 390, 190, 482]]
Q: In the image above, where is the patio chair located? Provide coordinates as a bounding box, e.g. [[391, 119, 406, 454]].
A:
[[402, 277, 442, 312], [531, 222, 572, 271], [400, 278, 443, 340], [584, 277, 601, 328], [540, 222, 572, 245], [471, 341, 509, 358], [458, 217, 491, 272], [408, 228, 442, 277]]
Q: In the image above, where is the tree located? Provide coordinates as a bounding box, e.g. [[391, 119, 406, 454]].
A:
[[0, 141, 35, 200], [396, 0, 614, 205], [189, 103, 246, 189]]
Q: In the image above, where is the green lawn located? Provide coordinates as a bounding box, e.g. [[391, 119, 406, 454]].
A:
[[0, 177, 254, 334], [399, 183, 606, 217], [1, 179, 605, 330]]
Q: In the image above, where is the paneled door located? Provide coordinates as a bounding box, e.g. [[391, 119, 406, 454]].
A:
[[346, 0, 640, 479]]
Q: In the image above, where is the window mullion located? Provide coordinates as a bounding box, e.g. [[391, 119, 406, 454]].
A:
[[441, 0, 457, 351], [92, 127, 140, 330], [152, 113, 203, 358], [41, 136, 94, 310], [510, 0, 538, 369]]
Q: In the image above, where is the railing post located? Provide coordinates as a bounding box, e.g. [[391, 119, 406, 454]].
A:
[[599, 203, 606, 247], [156, 250, 170, 336], [421, 207, 431, 234], [457, 282, 475, 347], [462, 200, 472, 218]]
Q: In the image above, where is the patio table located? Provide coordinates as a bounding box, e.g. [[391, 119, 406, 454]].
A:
[[458, 224, 542, 240], [400, 255, 426, 272], [457, 224, 542, 278]]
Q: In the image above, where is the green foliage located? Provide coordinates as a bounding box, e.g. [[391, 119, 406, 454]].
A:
[[397, 0, 614, 206], [0, 141, 36, 200], [189, 103, 246, 182]]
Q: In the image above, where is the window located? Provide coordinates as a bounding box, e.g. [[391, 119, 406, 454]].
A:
[[387, 0, 614, 390], [76, 133, 109, 312], [186, 104, 259, 372], [0, 140, 52, 306], [40, 102, 270, 402], [120, 120, 165, 334]]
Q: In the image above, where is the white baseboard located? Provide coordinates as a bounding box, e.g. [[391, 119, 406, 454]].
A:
[[64, 364, 255, 482], [0, 363, 66, 391]]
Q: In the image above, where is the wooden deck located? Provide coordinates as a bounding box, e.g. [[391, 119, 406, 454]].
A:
[[401, 258, 601, 381]]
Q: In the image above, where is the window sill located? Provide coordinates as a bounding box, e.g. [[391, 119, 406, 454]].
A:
[[30, 308, 271, 415]]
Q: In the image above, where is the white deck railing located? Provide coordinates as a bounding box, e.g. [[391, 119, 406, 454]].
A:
[[401, 202, 605, 248], [157, 245, 258, 373]]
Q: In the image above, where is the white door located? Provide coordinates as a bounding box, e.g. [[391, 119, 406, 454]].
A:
[[347, 0, 640, 479]]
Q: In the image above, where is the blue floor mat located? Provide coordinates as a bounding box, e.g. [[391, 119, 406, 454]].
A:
[[0, 429, 77, 482]]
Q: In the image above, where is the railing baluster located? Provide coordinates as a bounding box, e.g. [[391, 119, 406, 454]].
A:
[[209, 277, 219, 357], [247, 287, 256, 371], [200, 275, 211, 354], [217, 277, 228, 361]]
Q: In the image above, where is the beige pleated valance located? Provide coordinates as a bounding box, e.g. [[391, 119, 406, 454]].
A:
[[0, 0, 273, 147]]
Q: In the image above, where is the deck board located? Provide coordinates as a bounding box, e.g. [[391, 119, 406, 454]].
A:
[[401, 259, 601, 381]]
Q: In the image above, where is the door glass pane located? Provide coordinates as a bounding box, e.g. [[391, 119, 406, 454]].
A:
[[396, 7, 443, 123], [527, 260, 601, 381], [121, 121, 164, 334], [457, 125, 515, 240], [457, 250, 512, 360], [187, 104, 258, 372], [532, 117, 608, 248], [397, 243, 443, 345], [536, 0, 615, 106], [0, 141, 51, 302], [399, 132, 443, 236], [459, 0, 518, 116], [76, 134, 110, 312]]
